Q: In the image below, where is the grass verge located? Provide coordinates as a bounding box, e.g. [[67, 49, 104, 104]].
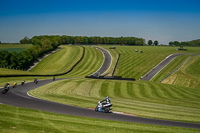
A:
[[0, 104, 198, 133]]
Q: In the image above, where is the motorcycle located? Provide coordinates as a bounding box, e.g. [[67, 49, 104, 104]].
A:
[[95, 102, 112, 113], [21, 80, 25, 86], [2, 87, 9, 94], [13, 82, 17, 88]]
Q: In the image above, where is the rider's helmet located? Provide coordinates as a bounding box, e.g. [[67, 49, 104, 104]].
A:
[[106, 96, 109, 99]]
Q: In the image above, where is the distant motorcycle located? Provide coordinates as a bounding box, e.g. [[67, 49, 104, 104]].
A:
[[2, 85, 9, 94], [13, 82, 17, 88], [34, 78, 39, 84], [21, 80, 25, 86]]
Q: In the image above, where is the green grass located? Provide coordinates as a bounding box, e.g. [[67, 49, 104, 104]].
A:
[[0, 104, 198, 133], [29, 78, 200, 123], [162, 55, 200, 88], [186, 55, 200, 76], [30, 45, 83, 75], [58, 46, 104, 78], [0, 44, 32, 53], [0, 68, 34, 76], [107, 46, 200, 80]]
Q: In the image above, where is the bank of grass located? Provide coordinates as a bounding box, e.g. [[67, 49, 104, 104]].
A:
[[110, 46, 200, 80], [29, 78, 200, 123], [0, 43, 32, 53], [30, 45, 83, 75], [162, 55, 200, 88], [0, 68, 34, 76], [58, 46, 104, 78], [0, 104, 198, 133]]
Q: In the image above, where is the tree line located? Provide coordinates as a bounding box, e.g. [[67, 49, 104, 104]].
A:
[[169, 39, 200, 47], [28, 35, 146, 46], [0, 36, 60, 70]]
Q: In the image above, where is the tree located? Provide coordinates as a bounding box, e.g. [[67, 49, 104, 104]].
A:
[[148, 40, 153, 45], [169, 41, 173, 46], [153, 40, 159, 46], [20, 36, 30, 44], [0, 41, 1, 44]]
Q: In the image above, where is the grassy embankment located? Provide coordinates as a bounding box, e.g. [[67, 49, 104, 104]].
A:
[[0, 104, 198, 133], [161, 54, 200, 88], [30, 45, 83, 75], [57, 45, 104, 78], [29, 78, 200, 123]]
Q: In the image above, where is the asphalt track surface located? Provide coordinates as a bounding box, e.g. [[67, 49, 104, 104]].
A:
[[141, 54, 181, 81], [93, 47, 112, 75], [0, 49, 200, 129]]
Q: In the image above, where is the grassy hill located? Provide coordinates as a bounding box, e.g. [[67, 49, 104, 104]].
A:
[[1, 104, 197, 133], [30, 45, 83, 75], [29, 78, 200, 123], [58, 46, 104, 77]]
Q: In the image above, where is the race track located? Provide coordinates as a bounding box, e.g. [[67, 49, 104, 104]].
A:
[[0, 80, 200, 129], [0, 49, 200, 129], [93, 47, 112, 75], [141, 54, 181, 81]]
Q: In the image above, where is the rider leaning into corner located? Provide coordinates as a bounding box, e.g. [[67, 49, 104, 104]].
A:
[[98, 96, 111, 110]]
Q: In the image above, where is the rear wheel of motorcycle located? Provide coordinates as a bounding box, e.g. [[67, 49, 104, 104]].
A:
[[95, 107, 98, 112]]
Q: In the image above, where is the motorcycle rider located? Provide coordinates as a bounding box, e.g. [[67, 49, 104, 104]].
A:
[[102, 96, 111, 103], [34, 77, 37, 83], [98, 96, 110, 108], [4, 82, 9, 88], [21, 80, 25, 85], [6, 84, 9, 90], [96, 96, 112, 112], [13, 81, 17, 88]]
